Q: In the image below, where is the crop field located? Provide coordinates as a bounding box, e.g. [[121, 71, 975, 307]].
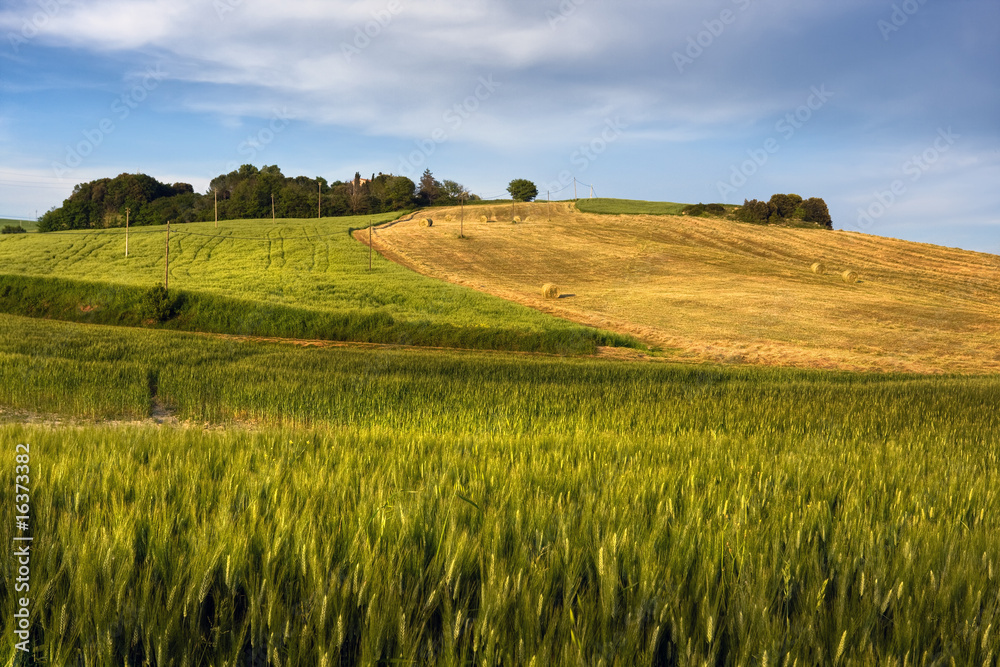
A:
[[372, 202, 1000, 374], [575, 198, 689, 216], [0, 214, 630, 353], [1, 313, 1000, 665]]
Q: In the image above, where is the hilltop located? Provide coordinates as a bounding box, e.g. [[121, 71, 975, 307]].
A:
[[369, 200, 1000, 374]]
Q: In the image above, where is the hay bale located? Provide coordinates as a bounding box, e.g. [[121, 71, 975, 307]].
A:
[[512, 216, 522, 224], [541, 283, 560, 299], [419, 218, 433, 228], [811, 262, 826, 275], [841, 270, 858, 284], [479, 215, 488, 223]]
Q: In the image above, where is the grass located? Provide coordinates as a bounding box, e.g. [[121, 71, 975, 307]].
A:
[[1, 314, 999, 664], [575, 198, 689, 216], [0, 218, 36, 232], [374, 202, 1000, 374], [0, 214, 637, 354]]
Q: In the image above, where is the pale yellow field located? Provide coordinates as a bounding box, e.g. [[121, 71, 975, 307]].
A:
[[367, 203, 1000, 374]]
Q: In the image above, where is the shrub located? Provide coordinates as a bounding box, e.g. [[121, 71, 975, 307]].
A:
[[801, 198, 833, 229], [682, 203, 707, 217], [705, 203, 726, 215], [142, 284, 179, 322], [736, 199, 771, 224], [1, 225, 27, 234]]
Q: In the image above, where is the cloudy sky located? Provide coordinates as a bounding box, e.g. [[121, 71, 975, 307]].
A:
[[1, 0, 998, 252]]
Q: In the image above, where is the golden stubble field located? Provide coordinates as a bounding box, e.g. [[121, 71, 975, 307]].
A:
[[365, 203, 1000, 374]]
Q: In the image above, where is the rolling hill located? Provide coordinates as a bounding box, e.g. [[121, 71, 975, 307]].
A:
[[369, 201, 1000, 374]]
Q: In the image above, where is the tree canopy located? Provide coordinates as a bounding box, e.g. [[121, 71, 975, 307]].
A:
[[507, 179, 538, 202]]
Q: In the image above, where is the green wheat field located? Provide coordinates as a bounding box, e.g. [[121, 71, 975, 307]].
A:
[[1, 213, 998, 666]]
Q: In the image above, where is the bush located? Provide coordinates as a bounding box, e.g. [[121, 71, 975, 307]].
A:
[[736, 199, 771, 224], [801, 197, 833, 229], [1, 225, 27, 234], [142, 284, 180, 322], [682, 203, 727, 217]]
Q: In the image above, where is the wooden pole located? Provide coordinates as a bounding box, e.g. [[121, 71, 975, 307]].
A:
[[125, 207, 130, 257], [214, 189, 218, 229], [590, 185, 594, 199], [460, 194, 465, 238], [547, 191, 550, 222], [271, 193, 275, 221], [369, 225, 373, 271], [574, 178, 578, 202], [318, 180, 322, 219], [164, 221, 170, 290]]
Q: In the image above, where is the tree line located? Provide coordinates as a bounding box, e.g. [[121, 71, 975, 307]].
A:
[[37, 166, 477, 232]]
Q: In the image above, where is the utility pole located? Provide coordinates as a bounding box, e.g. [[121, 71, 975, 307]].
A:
[[164, 221, 170, 290], [547, 191, 551, 222], [460, 192, 465, 237], [574, 178, 578, 202], [271, 193, 275, 221], [318, 180, 322, 219], [590, 185, 594, 199], [214, 189, 218, 229], [125, 207, 130, 257], [368, 225, 373, 271]]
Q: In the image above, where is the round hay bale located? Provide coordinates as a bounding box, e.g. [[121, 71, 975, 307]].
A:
[[811, 262, 826, 275], [841, 270, 858, 284], [479, 215, 488, 223], [512, 216, 522, 224], [419, 218, 433, 228], [541, 283, 560, 299]]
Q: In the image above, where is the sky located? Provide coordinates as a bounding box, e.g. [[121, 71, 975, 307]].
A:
[[1, 0, 998, 253]]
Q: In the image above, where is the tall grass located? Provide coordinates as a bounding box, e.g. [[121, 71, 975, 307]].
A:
[[2, 315, 998, 664], [1, 422, 997, 665]]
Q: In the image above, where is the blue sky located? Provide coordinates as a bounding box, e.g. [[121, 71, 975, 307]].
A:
[[1, 0, 998, 252]]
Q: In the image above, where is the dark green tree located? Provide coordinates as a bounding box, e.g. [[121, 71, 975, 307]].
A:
[[768, 194, 803, 219], [507, 179, 538, 202], [737, 199, 771, 224], [800, 197, 833, 229]]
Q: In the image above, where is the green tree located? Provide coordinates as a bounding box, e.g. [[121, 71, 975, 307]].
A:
[[801, 197, 833, 229], [507, 179, 538, 202], [737, 199, 771, 224], [418, 169, 442, 206], [767, 193, 803, 219]]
